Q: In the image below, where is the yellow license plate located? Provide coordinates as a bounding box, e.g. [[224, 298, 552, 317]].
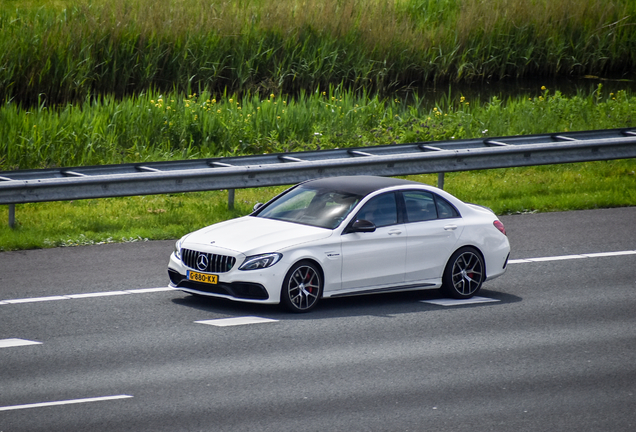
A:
[[188, 271, 218, 284]]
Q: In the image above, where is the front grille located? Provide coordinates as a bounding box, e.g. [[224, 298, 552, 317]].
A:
[[181, 248, 236, 273]]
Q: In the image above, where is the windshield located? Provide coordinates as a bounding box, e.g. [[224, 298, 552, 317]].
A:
[[255, 185, 362, 229]]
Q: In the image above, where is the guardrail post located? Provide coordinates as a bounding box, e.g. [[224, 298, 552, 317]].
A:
[[437, 173, 445, 190], [228, 189, 235, 210], [8, 204, 15, 228]]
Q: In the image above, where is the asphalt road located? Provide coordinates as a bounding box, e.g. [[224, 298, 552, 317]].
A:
[[1, 207, 635, 431]]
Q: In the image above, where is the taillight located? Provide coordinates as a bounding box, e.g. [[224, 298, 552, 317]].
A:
[[493, 220, 506, 235]]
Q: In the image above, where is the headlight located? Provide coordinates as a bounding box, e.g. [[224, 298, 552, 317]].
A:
[[239, 253, 282, 271], [174, 237, 186, 260]]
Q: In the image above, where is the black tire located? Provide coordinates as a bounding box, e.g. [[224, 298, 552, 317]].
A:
[[441, 247, 485, 299], [281, 261, 323, 312]]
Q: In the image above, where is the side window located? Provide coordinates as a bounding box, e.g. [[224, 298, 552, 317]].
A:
[[356, 193, 397, 228], [435, 195, 460, 219], [403, 191, 437, 222]]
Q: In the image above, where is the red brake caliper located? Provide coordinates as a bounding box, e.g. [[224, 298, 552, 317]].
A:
[[466, 257, 474, 280], [305, 270, 313, 293]]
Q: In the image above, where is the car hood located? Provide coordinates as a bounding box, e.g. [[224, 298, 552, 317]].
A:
[[184, 216, 333, 255]]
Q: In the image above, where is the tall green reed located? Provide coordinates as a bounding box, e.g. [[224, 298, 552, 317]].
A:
[[2, 84, 634, 171], [1, 0, 634, 107]]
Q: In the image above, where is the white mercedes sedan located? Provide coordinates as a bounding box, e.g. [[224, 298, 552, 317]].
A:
[[168, 176, 510, 312]]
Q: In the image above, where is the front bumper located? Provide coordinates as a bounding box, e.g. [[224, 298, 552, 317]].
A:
[[168, 252, 282, 304], [168, 269, 269, 300]]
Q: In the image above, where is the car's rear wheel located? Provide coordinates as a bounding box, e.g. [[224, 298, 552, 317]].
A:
[[281, 261, 322, 312], [441, 247, 484, 299]]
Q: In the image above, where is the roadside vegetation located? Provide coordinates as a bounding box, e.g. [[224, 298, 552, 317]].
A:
[[2, 86, 634, 170], [1, 0, 635, 106], [0, 0, 635, 251]]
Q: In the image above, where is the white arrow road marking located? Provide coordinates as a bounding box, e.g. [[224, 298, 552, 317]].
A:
[[195, 316, 278, 327], [0, 395, 133, 412]]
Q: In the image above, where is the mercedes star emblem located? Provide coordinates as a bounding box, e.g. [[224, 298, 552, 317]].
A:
[[196, 253, 209, 271]]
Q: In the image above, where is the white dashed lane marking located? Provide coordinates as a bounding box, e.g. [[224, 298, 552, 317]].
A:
[[421, 296, 500, 307], [508, 250, 636, 264], [1, 250, 634, 306], [195, 317, 279, 327], [0, 338, 42, 348], [0, 287, 174, 305], [0, 395, 133, 412]]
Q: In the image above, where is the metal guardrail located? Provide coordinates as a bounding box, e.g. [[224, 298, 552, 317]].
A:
[[2, 127, 636, 226]]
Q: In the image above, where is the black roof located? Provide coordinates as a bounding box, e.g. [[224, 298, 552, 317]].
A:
[[303, 176, 421, 196]]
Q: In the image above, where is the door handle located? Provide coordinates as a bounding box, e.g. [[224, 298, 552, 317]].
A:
[[444, 224, 458, 231], [388, 230, 402, 235]]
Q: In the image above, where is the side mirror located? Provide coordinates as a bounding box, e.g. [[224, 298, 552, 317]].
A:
[[253, 203, 264, 212], [348, 219, 376, 233]]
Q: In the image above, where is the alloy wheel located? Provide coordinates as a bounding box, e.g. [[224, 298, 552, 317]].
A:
[[451, 251, 484, 296], [442, 247, 485, 299], [283, 263, 322, 312]]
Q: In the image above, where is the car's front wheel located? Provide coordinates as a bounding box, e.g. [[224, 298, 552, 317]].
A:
[[281, 261, 323, 312], [441, 247, 485, 299]]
